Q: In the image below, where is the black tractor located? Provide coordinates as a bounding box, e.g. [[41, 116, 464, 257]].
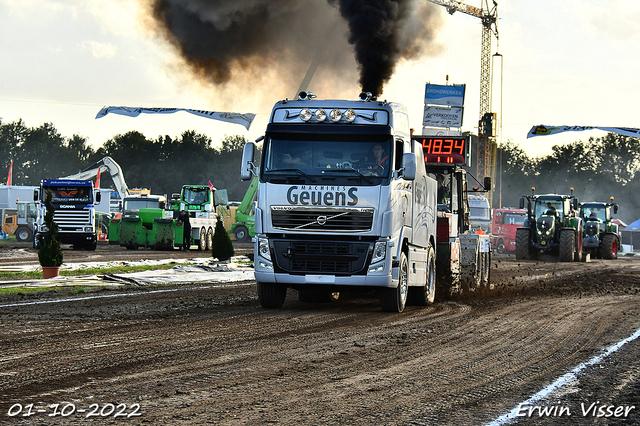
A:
[[516, 188, 583, 262], [580, 198, 620, 260]]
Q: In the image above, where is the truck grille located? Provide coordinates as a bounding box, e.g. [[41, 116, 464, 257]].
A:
[[54, 210, 91, 232], [272, 240, 371, 275], [271, 207, 374, 232]]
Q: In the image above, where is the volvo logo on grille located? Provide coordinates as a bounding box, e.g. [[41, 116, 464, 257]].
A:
[[317, 216, 327, 225]]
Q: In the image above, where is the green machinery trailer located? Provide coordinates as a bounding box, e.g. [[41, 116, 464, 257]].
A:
[[230, 176, 258, 242]]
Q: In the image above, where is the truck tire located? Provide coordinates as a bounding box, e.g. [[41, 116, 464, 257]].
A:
[[234, 225, 250, 243], [15, 226, 33, 242], [257, 282, 287, 308], [481, 251, 491, 289], [600, 234, 618, 259], [559, 229, 575, 262], [515, 228, 531, 260], [198, 228, 207, 251], [206, 227, 213, 251], [380, 251, 408, 313], [408, 245, 436, 306]]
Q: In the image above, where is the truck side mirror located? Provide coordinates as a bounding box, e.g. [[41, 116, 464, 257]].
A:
[[95, 191, 102, 203], [400, 153, 416, 181], [483, 176, 492, 191], [241, 142, 256, 181], [613, 204, 619, 214], [33, 189, 38, 202], [572, 198, 579, 210], [519, 197, 525, 209]]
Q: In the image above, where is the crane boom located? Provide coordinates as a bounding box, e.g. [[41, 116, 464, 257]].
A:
[[60, 156, 130, 201], [425, 0, 498, 197]]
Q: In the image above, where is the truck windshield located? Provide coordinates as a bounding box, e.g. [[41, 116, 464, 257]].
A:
[[502, 212, 526, 225], [536, 200, 562, 218], [124, 199, 160, 215], [45, 186, 92, 204], [470, 207, 490, 219], [262, 134, 392, 181], [183, 188, 209, 205]]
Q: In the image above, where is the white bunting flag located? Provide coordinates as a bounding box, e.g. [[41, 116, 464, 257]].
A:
[[96, 106, 256, 130], [527, 125, 640, 139]]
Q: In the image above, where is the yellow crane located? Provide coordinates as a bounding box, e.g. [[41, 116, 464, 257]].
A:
[[425, 0, 499, 199]]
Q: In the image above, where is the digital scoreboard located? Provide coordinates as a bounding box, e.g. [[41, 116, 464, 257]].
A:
[[412, 135, 470, 166]]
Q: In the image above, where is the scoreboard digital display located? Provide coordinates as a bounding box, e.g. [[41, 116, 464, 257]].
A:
[[413, 136, 470, 166]]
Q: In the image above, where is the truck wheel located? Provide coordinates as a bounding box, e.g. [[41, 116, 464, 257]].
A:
[[408, 245, 436, 306], [234, 225, 250, 243], [515, 229, 531, 260], [16, 227, 33, 242], [198, 228, 207, 251], [380, 252, 408, 312], [481, 251, 491, 289], [559, 229, 575, 262], [600, 234, 618, 259], [206, 227, 213, 251], [257, 282, 287, 308]]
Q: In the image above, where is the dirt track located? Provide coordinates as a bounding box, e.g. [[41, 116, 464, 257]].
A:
[[1, 243, 640, 425]]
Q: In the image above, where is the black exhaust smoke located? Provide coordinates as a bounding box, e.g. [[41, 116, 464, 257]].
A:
[[146, 0, 438, 97]]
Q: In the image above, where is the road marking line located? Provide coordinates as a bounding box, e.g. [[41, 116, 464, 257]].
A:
[[485, 326, 640, 426]]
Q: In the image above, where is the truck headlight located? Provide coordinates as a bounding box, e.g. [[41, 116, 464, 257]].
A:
[[258, 237, 271, 261], [371, 241, 386, 264]]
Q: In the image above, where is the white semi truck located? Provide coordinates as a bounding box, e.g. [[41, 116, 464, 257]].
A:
[[33, 179, 102, 250], [241, 92, 438, 312]]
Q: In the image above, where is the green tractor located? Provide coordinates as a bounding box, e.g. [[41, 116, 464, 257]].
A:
[[579, 198, 620, 259], [516, 188, 583, 262]]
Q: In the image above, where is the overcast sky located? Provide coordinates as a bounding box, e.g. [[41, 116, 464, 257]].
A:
[[1, 0, 638, 158]]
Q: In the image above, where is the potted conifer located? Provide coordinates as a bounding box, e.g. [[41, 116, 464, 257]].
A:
[[211, 215, 234, 262], [38, 189, 63, 278]]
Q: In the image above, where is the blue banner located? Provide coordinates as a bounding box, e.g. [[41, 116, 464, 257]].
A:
[[425, 84, 466, 107]]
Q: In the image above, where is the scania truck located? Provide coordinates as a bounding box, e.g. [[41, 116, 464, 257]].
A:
[[33, 179, 102, 250], [241, 92, 440, 312]]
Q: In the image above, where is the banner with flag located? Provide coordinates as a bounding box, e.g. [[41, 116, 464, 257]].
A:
[[96, 106, 256, 130], [6, 160, 12, 186], [208, 180, 215, 192], [527, 125, 640, 139]]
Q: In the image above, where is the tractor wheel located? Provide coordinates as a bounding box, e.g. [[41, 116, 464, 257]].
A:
[[559, 229, 575, 262], [16, 226, 33, 242], [515, 228, 531, 260], [234, 225, 250, 243], [574, 223, 583, 262], [600, 234, 618, 259]]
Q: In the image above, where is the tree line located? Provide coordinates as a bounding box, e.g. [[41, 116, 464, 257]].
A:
[[1, 118, 639, 223], [0, 119, 254, 202], [495, 133, 640, 224]]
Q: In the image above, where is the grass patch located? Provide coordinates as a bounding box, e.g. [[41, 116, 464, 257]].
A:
[[0, 235, 18, 244], [0, 262, 181, 281]]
